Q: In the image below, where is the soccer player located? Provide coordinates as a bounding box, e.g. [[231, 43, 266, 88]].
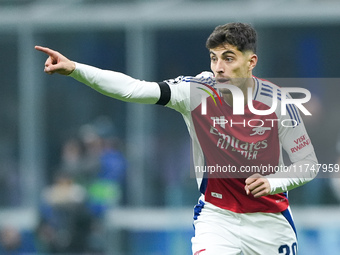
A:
[[35, 22, 318, 254]]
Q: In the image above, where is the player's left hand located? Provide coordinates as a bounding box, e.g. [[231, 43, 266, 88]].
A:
[[244, 174, 271, 198]]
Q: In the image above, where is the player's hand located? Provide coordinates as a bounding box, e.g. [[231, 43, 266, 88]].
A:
[[244, 174, 271, 198], [35, 46, 76, 75]]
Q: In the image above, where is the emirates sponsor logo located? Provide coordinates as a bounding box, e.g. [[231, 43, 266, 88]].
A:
[[210, 126, 268, 160]]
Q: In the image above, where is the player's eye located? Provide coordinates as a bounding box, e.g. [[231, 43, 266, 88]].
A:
[[225, 57, 233, 62], [210, 56, 217, 62]]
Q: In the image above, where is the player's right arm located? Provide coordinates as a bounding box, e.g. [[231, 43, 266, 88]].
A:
[[35, 46, 168, 105]]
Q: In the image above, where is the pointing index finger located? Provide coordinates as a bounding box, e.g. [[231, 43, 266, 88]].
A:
[[34, 46, 58, 57]]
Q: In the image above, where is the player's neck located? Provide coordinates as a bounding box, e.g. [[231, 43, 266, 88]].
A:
[[222, 77, 255, 107]]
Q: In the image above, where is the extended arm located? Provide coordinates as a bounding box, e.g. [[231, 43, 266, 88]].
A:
[[35, 46, 163, 104]]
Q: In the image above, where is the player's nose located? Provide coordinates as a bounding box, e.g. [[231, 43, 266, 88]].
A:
[[215, 59, 225, 73]]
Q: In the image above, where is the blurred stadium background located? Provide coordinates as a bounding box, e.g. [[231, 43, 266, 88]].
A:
[[1, 0, 340, 254]]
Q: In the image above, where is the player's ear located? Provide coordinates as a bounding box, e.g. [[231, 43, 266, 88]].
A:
[[248, 53, 258, 71]]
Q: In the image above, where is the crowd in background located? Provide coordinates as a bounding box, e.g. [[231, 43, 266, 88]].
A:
[[35, 116, 127, 254]]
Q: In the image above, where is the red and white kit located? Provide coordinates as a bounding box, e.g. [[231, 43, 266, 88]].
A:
[[69, 64, 318, 255]]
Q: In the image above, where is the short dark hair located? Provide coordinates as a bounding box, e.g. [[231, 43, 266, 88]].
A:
[[206, 22, 257, 53]]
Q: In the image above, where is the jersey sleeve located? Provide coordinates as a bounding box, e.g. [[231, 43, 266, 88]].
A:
[[268, 94, 318, 194], [159, 71, 215, 114], [279, 96, 315, 163], [159, 76, 191, 114], [69, 62, 192, 115], [69, 62, 161, 104], [69, 63, 214, 116]]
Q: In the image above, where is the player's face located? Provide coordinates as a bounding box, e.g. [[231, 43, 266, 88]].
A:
[[209, 44, 257, 94]]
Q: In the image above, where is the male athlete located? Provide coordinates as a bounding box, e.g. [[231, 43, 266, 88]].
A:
[[35, 22, 318, 254]]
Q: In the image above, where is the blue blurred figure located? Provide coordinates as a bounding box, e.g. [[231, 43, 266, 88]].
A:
[[83, 116, 127, 217]]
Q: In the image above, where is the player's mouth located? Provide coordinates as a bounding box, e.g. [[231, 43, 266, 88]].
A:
[[216, 77, 230, 84]]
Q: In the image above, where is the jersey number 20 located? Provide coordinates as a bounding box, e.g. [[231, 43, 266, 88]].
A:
[[278, 242, 297, 255]]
